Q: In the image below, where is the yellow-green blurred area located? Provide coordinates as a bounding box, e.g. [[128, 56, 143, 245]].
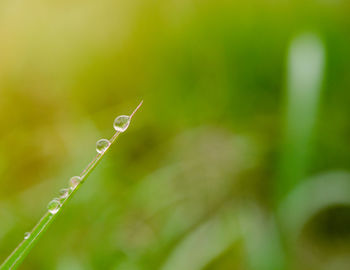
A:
[[1, 0, 350, 269]]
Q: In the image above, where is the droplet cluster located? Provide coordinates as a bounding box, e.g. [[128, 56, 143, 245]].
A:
[[45, 111, 136, 217]]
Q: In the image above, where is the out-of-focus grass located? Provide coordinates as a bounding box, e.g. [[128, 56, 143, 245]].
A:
[[0, 0, 350, 269]]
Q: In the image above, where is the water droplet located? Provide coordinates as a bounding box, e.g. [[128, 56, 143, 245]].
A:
[[24, 232, 30, 239], [96, 139, 110, 153], [113, 115, 130, 132], [59, 188, 69, 199], [47, 199, 61, 214], [69, 176, 81, 190]]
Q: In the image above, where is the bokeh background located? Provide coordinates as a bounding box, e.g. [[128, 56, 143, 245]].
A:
[[1, 0, 350, 269]]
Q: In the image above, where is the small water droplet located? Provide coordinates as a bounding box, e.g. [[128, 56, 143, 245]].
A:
[[59, 188, 69, 199], [24, 232, 30, 239], [113, 115, 130, 132], [69, 176, 81, 190], [96, 139, 110, 153], [47, 199, 61, 214]]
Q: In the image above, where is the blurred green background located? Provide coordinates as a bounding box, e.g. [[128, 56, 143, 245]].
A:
[[1, 0, 350, 269]]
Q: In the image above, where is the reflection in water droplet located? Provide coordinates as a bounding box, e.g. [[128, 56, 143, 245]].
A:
[[69, 176, 81, 190], [96, 139, 110, 154], [59, 188, 69, 199], [24, 232, 30, 239], [113, 115, 130, 132], [47, 199, 61, 214]]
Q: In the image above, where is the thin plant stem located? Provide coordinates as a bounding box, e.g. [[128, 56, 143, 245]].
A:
[[0, 101, 143, 270]]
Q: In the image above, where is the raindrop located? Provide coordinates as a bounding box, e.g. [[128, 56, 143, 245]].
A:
[[59, 188, 69, 199], [96, 139, 110, 154], [47, 199, 61, 214], [113, 115, 130, 132], [24, 232, 30, 239], [69, 176, 81, 190]]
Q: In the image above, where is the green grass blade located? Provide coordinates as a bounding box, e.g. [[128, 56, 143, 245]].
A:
[[0, 101, 143, 270], [276, 33, 325, 203]]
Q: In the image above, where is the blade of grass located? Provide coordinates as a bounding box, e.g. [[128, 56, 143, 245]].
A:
[[276, 33, 325, 203], [0, 101, 143, 270]]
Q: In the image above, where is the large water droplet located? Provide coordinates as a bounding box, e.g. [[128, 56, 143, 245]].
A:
[[113, 115, 130, 132], [69, 176, 81, 190], [47, 199, 61, 214], [96, 139, 110, 153], [59, 188, 69, 199], [24, 232, 30, 239]]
